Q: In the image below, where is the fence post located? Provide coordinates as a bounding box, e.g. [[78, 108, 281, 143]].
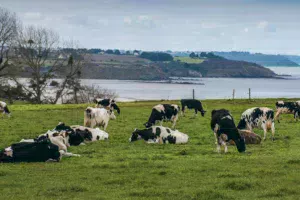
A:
[[249, 88, 251, 100], [192, 89, 195, 99], [232, 89, 235, 100]]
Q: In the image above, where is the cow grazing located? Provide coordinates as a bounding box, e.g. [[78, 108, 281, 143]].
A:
[[0, 139, 62, 163], [275, 101, 300, 123], [84, 107, 116, 130], [71, 125, 109, 141], [0, 101, 11, 117], [94, 98, 120, 114], [237, 107, 275, 141], [129, 126, 189, 144], [144, 104, 180, 128], [181, 99, 206, 117], [211, 109, 246, 153]]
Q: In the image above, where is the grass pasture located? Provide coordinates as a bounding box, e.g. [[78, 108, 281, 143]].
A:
[[174, 56, 205, 64], [1, 99, 300, 200]]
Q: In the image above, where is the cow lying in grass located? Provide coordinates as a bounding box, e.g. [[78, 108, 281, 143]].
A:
[[180, 99, 206, 117], [237, 107, 275, 141], [94, 98, 120, 114], [144, 104, 180, 129], [1, 139, 62, 163], [229, 130, 262, 145], [71, 125, 109, 141], [275, 100, 300, 123], [129, 126, 189, 144], [84, 107, 116, 130], [211, 109, 246, 153], [0, 101, 10, 117], [20, 131, 81, 157]]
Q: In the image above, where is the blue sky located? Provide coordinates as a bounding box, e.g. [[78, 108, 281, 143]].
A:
[[1, 0, 300, 54]]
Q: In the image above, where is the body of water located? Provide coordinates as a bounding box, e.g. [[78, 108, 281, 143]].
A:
[[81, 67, 300, 101], [13, 67, 300, 101]]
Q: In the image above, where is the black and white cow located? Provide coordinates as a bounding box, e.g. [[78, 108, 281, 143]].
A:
[[144, 104, 180, 128], [237, 107, 275, 141], [0, 139, 62, 163], [71, 125, 109, 141], [180, 99, 206, 117], [211, 109, 246, 153], [275, 101, 300, 122], [129, 126, 189, 144], [94, 98, 120, 114], [0, 101, 11, 117]]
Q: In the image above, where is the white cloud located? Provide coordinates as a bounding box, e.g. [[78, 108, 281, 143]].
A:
[[244, 28, 249, 32]]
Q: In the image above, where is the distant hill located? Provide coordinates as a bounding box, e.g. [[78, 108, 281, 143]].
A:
[[77, 54, 276, 80], [284, 55, 300, 65], [213, 51, 299, 67]]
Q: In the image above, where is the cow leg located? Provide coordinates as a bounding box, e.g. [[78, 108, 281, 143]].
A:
[[62, 152, 81, 157], [271, 121, 275, 141], [181, 106, 185, 116], [214, 132, 221, 153], [221, 140, 228, 153], [261, 121, 267, 140], [275, 110, 281, 123], [171, 115, 178, 129], [193, 109, 197, 118], [294, 111, 299, 122], [103, 122, 108, 131]]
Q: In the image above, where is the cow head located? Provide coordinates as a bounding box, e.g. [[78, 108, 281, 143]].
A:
[[129, 128, 142, 142], [200, 110, 206, 117], [108, 109, 116, 120], [94, 128, 109, 140], [234, 137, 246, 153], [111, 103, 120, 114], [144, 122, 153, 128], [237, 118, 247, 130], [59, 130, 72, 147], [85, 107, 94, 119]]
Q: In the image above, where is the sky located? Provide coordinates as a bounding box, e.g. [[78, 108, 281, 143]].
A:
[[1, 0, 300, 55]]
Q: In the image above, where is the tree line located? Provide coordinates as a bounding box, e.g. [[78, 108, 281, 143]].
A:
[[189, 52, 224, 59]]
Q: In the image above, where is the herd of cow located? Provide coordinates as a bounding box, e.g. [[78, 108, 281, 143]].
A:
[[0, 98, 299, 162]]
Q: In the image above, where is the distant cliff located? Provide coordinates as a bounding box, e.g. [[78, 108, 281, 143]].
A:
[[214, 51, 299, 66]]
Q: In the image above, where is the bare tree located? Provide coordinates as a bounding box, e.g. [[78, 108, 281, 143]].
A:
[[12, 26, 86, 104], [51, 52, 84, 104], [0, 6, 18, 77], [12, 25, 63, 103]]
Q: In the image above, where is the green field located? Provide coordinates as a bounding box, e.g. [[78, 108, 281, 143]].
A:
[[1, 99, 300, 200], [174, 56, 205, 64]]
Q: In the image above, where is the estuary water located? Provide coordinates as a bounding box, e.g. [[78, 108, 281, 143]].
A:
[[80, 67, 300, 101]]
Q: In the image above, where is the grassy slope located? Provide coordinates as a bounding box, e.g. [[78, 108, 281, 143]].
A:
[[1, 99, 300, 200], [174, 56, 205, 64]]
